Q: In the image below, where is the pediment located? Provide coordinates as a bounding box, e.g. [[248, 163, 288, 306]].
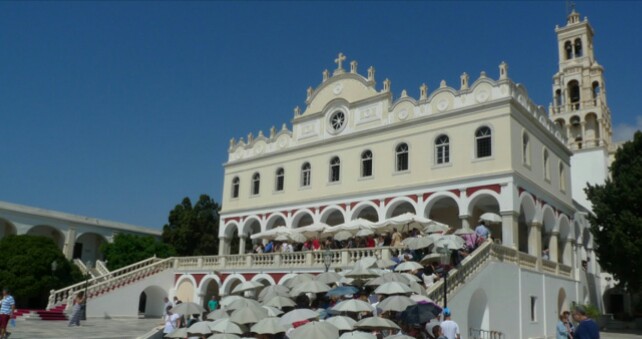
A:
[[302, 74, 378, 115]]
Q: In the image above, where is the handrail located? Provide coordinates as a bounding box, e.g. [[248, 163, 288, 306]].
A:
[[95, 260, 110, 276], [73, 259, 89, 275], [469, 328, 504, 339]]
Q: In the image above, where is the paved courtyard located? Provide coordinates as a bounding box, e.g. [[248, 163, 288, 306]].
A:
[[5, 318, 642, 339], [8, 318, 162, 339]]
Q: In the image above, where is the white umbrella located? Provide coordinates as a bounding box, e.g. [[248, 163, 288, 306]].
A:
[[170, 302, 206, 315], [355, 257, 377, 269], [401, 236, 434, 250], [250, 317, 287, 335], [187, 322, 212, 335], [262, 295, 296, 309], [289, 280, 331, 296], [409, 294, 434, 303], [275, 233, 292, 242], [314, 271, 342, 285], [373, 213, 437, 233], [207, 308, 230, 320], [423, 223, 450, 234], [374, 282, 413, 295], [384, 335, 416, 339], [420, 253, 443, 265], [258, 285, 290, 301], [376, 258, 397, 268], [334, 230, 353, 241], [377, 295, 416, 312], [331, 299, 374, 313], [166, 328, 188, 338], [366, 272, 410, 287], [454, 228, 475, 235], [340, 331, 377, 339], [294, 223, 330, 238], [393, 261, 423, 272], [208, 318, 245, 334], [345, 266, 380, 279], [279, 308, 320, 326], [209, 334, 240, 339], [284, 273, 315, 288], [432, 234, 465, 250], [227, 298, 261, 311], [479, 212, 502, 224], [262, 305, 283, 317], [356, 229, 374, 237], [250, 226, 291, 240], [231, 281, 264, 294], [329, 218, 375, 233], [324, 315, 357, 331], [354, 316, 400, 330], [219, 295, 244, 307], [229, 306, 268, 325], [288, 232, 308, 243], [407, 280, 426, 295], [401, 273, 421, 282], [289, 321, 339, 339]]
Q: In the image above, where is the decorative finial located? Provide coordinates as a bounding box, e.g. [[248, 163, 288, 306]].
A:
[[238, 137, 245, 145], [499, 61, 508, 80], [401, 89, 407, 97], [350, 60, 358, 74], [247, 132, 254, 143], [367, 66, 375, 81], [229, 138, 236, 148], [460, 72, 469, 90], [307, 86, 313, 100], [323, 69, 329, 82], [440, 80, 446, 88], [383, 78, 391, 92], [281, 123, 287, 131], [270, 126, 276, 139], [258, 130, 264, 138], [334, 52, 346, 72], [293, 106, 301, 118], [420, 83, 428, 100], [480, 71, 487, 78]]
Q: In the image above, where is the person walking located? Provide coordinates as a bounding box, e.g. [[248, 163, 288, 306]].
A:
[[162, 305, 181, 337], [207, 296, 218, 312], [0, 288, 15, 339], [556, 311, 572, 339], [67, 291, 85, 327], [474, 220, 491, 240], [439, 308, 460, 339], [572, 305, 599, 339]]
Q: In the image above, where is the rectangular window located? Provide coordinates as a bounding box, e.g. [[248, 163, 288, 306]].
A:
[[477, 138, 492, 158], [436, 145, 449, 164], [362, 158, 372, 177], [276, 175, 284, 191], [397, 153, 408, 171], [330, 166, 340, 182], [530, 296, 537, 322], [302, 171, 310, 187]]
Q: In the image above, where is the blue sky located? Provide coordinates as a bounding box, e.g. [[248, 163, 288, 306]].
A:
[[1, 1, 640, 229]]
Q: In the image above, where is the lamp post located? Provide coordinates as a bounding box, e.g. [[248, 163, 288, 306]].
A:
[[439, 245, 450, 308], [323, 249, 332, 272]]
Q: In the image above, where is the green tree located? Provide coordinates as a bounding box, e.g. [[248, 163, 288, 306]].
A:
[[162, 194, 220, 256], [585, 131, 642, 290], [0, 235, 84, 308], [100, 233, 176, 270]]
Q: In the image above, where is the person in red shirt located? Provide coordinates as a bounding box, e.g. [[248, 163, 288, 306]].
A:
[[312, 237, 321, 251], [366, 236, 375, 248]]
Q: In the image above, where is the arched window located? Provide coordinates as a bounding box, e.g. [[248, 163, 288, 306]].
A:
[[554, 89, 562, 109], [252, 173, 260, 195], [559, 162, 566, 191], [564, 41, 573, 60], [592, 81, 600, 105], [475, 127, 492, 158], [543, 150, 550, 181], [231, 177, 240, 198], [301, 163, 311, 187], [395, 143, 409, 171], [361, 150, 373, 177], [522, 133, 530, 165], [275, 168, 284, 192], [574, 38, 583, 57], [435, 135, 450, 164], [329, 157, 341, 182], [568, 81, 580, 110]]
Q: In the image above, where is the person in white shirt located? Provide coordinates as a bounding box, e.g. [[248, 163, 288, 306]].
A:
[[162, 306, 181, 335], [440, 308, 460, 339]]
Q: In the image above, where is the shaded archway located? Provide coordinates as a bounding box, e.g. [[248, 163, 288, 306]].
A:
[[139, 285, 167, 318], [222, 275, 245, 296], [468, 289, 490, 330], [352, 203, 379, 223], [292, 211, 314, 228], [251, 274, 275, 299], [200, 278, 220, 311], [74, 232, 107, 263], [585, 112, 600, 146], [265, 214, 287, 231], [542, 206, 557, 261], [223, 222, 240, 255], [424, 195, 460, 229], [321, 208, 345, 227], [469, 193, 501, 241], [242, 219, 261, 254], [27, 225, 65, 251], [385, 199, 416, 219], [518, 194, 536, 254], [0, 218, 16, 239], [558, 216, 571, 264]]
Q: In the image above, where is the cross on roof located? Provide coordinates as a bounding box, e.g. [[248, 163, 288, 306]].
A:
[[334, 52, 346, 71]]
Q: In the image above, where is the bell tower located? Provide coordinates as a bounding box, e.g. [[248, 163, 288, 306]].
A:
[[550, 9, 612, 151]]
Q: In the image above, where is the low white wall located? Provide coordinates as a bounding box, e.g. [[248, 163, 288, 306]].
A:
[[86, 270, 174, 318]]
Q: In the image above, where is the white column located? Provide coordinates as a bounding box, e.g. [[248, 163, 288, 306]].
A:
[[459, 215, 470, 230], [562, 238, 571, 265], [218, 237, 228, 256], [238, 236, 246, 255], [549, 231, 559, 262], [501, 211, 519, 249], [587, 247, 597, 274], [63, 228, 77, 259], [528, 222, 542, 257]]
